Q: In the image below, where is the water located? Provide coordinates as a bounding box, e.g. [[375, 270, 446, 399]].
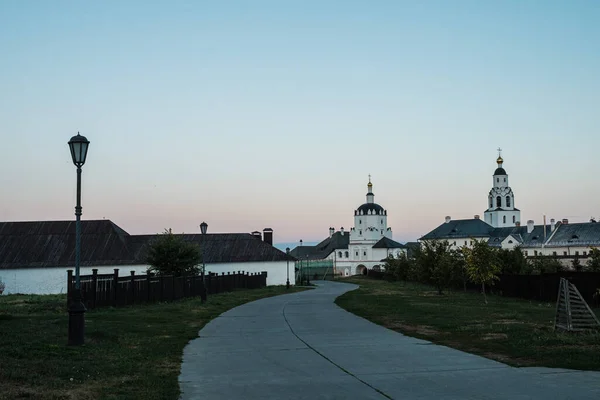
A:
[[0, 265, 150, 295]]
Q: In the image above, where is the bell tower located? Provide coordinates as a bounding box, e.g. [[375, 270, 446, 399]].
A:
[[483, 149, 521, 227]]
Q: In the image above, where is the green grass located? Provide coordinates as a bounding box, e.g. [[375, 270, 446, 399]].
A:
[[335, 277, 600, 370], [0, 286, 307, 400]]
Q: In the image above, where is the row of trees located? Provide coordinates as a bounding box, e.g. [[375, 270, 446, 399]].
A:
[[384, 241, 600, 304]]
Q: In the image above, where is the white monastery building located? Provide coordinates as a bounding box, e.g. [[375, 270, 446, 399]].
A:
[[420, 150, 600, 265], [291, 178, 408, 276]]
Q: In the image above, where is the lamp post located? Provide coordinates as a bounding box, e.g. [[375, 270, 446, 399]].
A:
[[299, 240, 303, 285], [200, 221, 208, 302], [286, 247, 290, 289], [306, 255, 310, 285], [67, 132, 90, 346]]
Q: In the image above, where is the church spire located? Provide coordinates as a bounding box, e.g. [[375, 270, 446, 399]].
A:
[[497, 147, 503, 167], [366, 175, 374, 203]]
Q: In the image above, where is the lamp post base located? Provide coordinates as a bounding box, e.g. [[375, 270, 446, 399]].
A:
[[286, 279, 290, 289], [68, 290, 86, 346]]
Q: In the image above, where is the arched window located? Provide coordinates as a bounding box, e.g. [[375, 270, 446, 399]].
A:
[[506, 196, 511, 207], [345, 251, 349, 258], [512, 215, 516, 223], [496, 196, 501, 207], [489, 197, 492, 208], [503, 215, 506, 223], [359, 219, 361, 225], [338, 251, 342, 258]]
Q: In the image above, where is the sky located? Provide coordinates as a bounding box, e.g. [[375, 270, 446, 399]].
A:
[[1, 0, 599, 245]]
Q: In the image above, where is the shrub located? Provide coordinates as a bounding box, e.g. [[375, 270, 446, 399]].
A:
[[146, 229, 202, 277]]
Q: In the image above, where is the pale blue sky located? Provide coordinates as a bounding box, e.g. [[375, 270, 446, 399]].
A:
[[1, 0, 599, 243]]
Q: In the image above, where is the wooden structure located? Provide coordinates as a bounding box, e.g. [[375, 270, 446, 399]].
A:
[[67, 269, 267, 310], [554, 278, 600, 332]]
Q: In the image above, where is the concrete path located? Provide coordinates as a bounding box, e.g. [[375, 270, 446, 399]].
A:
[[179, 281, 600, 399]]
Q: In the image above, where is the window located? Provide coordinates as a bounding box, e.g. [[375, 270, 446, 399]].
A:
[[381, 219, 383, 224], [464, 241, 467, 246], [363, 251, 367, 256], [359, 219, 361, 225], [470, 240, 473, 245], [583, 251, 587, 256], [345, 251, 349, 258], [496, 196, 501, 207], [504, 178, 506, 182], [513, 215, 516, 223], [453, 241, 456, 246], [534, 251, 538, 256], [355, 251, 359, 256], [506, 196, 511, 207], [508, 240, 513, 244], [525, 251, 528, 256], [575, 251, 579, 256], [563, 251, 567, 256], [359, 230, 362, 235], [489, 198, 492, 208], [497, 178, 499, 183], [338, 251, 342, 258], [553, 252, 557, 256], [503, 216, 506, 223]]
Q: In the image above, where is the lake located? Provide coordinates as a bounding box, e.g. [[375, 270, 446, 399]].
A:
[[0, 265, 150, 295]]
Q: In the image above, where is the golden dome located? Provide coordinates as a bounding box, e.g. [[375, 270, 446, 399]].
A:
[[497, 156, 503, 164]]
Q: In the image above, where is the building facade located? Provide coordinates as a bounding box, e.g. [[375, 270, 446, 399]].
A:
[[291, 178, 407, 276]]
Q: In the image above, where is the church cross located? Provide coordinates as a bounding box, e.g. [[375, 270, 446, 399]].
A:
[[497, 147, 502, 157], [368, 174, 371, 183]]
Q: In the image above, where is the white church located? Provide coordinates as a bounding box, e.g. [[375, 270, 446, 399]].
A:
[[420, 150, 600, 266], [291, 178, 407, 276]]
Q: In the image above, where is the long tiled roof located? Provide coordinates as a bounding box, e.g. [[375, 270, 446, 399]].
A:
[[419, 219, 493, 240], [290, 231, 350, 260], [421, 218, 600, 249], [544, 222, 600, 247], [0, 220, 293, 269]]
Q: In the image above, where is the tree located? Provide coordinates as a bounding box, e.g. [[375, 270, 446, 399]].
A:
[[497, 247, 528, 274], [586, 248, 600, 272], [528, 254, 564, 274], [414, 240, 458, 295], [572, 255, 583, 272], [146, 229, 202, 277], [463, 240, 501, 304], [383, 252, 412, 281]]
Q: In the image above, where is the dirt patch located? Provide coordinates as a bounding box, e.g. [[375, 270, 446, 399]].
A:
[[385, 321, 441, 336], [482, 333, 508, 340]]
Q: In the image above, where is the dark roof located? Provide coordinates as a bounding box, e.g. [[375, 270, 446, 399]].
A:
[[545, 222, 600, 247], [372, 237, 406, 249], [0, 220, 134, 269], [419, 219, 494, 240], [494, 167, 507, 175], [290, 231, 350, 260], [357, 203, 384, 215], [129, 233, 293, 264], [487, 225, 551, 247], [0, 220, 293, 269]]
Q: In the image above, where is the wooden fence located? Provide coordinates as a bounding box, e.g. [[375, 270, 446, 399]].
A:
[[67, 269, 267, 309]]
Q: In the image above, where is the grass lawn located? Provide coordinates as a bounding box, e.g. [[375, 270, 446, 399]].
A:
[[335, 276, 600, 370], [0, 286, 307, 400]]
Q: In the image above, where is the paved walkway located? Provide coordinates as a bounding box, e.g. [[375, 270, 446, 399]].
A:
[[179, 281, 600, 399]]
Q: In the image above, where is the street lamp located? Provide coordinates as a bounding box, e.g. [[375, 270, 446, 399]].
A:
[[67, 132, 90, 346], [200, 221, 208, 302], [286, 247, 290, 289], [306, 255, 310, 285], [299, 240, 303, 285]]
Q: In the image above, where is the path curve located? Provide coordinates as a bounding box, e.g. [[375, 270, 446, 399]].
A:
[[179, 281, 600, 399]]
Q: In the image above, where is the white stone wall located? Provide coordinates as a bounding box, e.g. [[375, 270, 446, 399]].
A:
[[205, 261, 290, 286]]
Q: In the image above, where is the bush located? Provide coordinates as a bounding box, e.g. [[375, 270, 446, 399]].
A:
[[146, 229, 202, 277]]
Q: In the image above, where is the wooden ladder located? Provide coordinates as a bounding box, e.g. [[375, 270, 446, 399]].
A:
[[554, 278, 600, 332]]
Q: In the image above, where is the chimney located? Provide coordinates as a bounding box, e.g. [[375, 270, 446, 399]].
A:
[[551, 218, 556, 232], [527, 220, 534, 234], [340, 227, 344, 236], [474, 215, 480, 220], [445, 216, 451, 223], [251, 231, 262, 240], [329, 227, 334, 238], [263, 228, 273, 246], [562, 218, 569, 225]]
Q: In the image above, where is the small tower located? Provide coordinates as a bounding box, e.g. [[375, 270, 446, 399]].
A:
[[483, 149, 521, 227]]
